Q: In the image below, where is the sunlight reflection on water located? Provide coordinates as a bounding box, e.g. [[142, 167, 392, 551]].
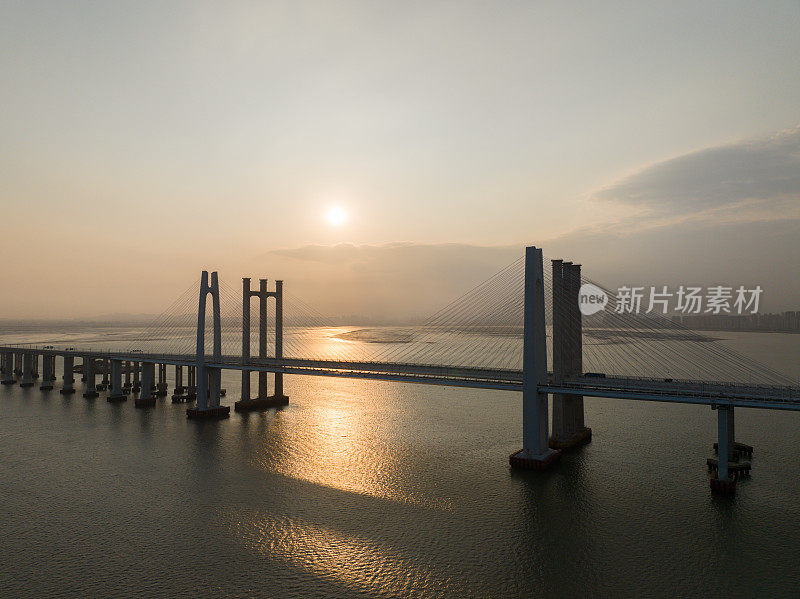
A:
[[224, 509, 458, 597]]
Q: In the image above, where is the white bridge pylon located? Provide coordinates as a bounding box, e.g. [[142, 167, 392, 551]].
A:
[[189, 270, 226, 418], [511, 246, 564, 469]]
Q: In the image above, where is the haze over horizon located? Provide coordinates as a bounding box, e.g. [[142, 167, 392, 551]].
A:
[[2, 1, 798, 319]]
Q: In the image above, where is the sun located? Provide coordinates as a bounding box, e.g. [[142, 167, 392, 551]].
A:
[[326, 206, 347, 226]]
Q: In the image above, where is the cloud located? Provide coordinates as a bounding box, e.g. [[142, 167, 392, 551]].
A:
[[251, 220, 798, 321], [240, 127, 800, 321], [592, 126, 800, 225]]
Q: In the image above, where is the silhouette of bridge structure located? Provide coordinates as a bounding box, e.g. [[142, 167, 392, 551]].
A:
[[1, 247, 797, 495]]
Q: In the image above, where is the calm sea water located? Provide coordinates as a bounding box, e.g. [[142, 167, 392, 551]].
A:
[[1, 327, 799, 598]]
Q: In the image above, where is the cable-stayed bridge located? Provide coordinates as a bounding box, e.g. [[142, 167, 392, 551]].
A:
[[1, 247, 798, 495]]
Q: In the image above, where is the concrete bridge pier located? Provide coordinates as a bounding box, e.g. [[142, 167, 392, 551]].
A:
[[185, 366, 196, 401], [123, 361, 132, 392], [710, 405, 738, 495], [510, 246, 560, 470], [1, 351, 15, 384], [95, 360, 107, 390], [171, 365, 186, 401], [136, 362, 156, 408], [155, 363, 168, 397], [132, 361, 141, 392], [107, 359, 127, 402], [208, 367, 223, 406], [175, 365, 184, 392], [14, 352, 23, 377], [32, 354, 39, 379], [20, 353, 35, 387], [40, 355, 55, 390], [83, 358, 98, 398], [60, 356, 75, 394], [189, 363, 227, 419], [712, 408, 753, 461]]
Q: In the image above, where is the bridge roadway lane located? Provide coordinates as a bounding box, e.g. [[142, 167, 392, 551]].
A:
[[543, 375, 800, 411]]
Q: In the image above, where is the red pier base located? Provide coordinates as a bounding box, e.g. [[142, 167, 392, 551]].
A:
[[186, 406, 230, 420], [509, 449, 562, 470], [234, 396, 289, 413], [134, 397, 156, 408], [710, 476, 736, 495]]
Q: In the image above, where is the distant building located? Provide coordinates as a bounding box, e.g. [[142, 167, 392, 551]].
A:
[[672, 311, 800, 332]]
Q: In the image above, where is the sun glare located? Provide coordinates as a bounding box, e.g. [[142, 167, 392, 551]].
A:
[[326, 206, 347, 226]]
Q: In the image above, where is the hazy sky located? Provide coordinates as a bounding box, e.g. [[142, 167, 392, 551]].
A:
[[1, 1, 798, 318]]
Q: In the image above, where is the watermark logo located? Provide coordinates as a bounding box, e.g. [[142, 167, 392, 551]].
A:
[[576, 284, 763, 315], [579, 283, 609, 316], [614, 285, 762, 315]]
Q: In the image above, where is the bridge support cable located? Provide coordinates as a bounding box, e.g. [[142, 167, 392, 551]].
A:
[[549, 265, 796, 387], [368, 257, 526, 369]]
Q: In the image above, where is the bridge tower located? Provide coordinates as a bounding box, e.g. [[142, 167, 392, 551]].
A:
[[235, 277, 289, 412], [510, 246, 561, 469], [187, 270, 229, 419], [550, 259, 592, 449]]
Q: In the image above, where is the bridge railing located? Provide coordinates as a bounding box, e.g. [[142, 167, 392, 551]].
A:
[[2, 344, 797, 400], [564, 374, 799, 401]]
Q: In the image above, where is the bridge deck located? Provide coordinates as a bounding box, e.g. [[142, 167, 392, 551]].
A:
[[1, 345, 798, 410]]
